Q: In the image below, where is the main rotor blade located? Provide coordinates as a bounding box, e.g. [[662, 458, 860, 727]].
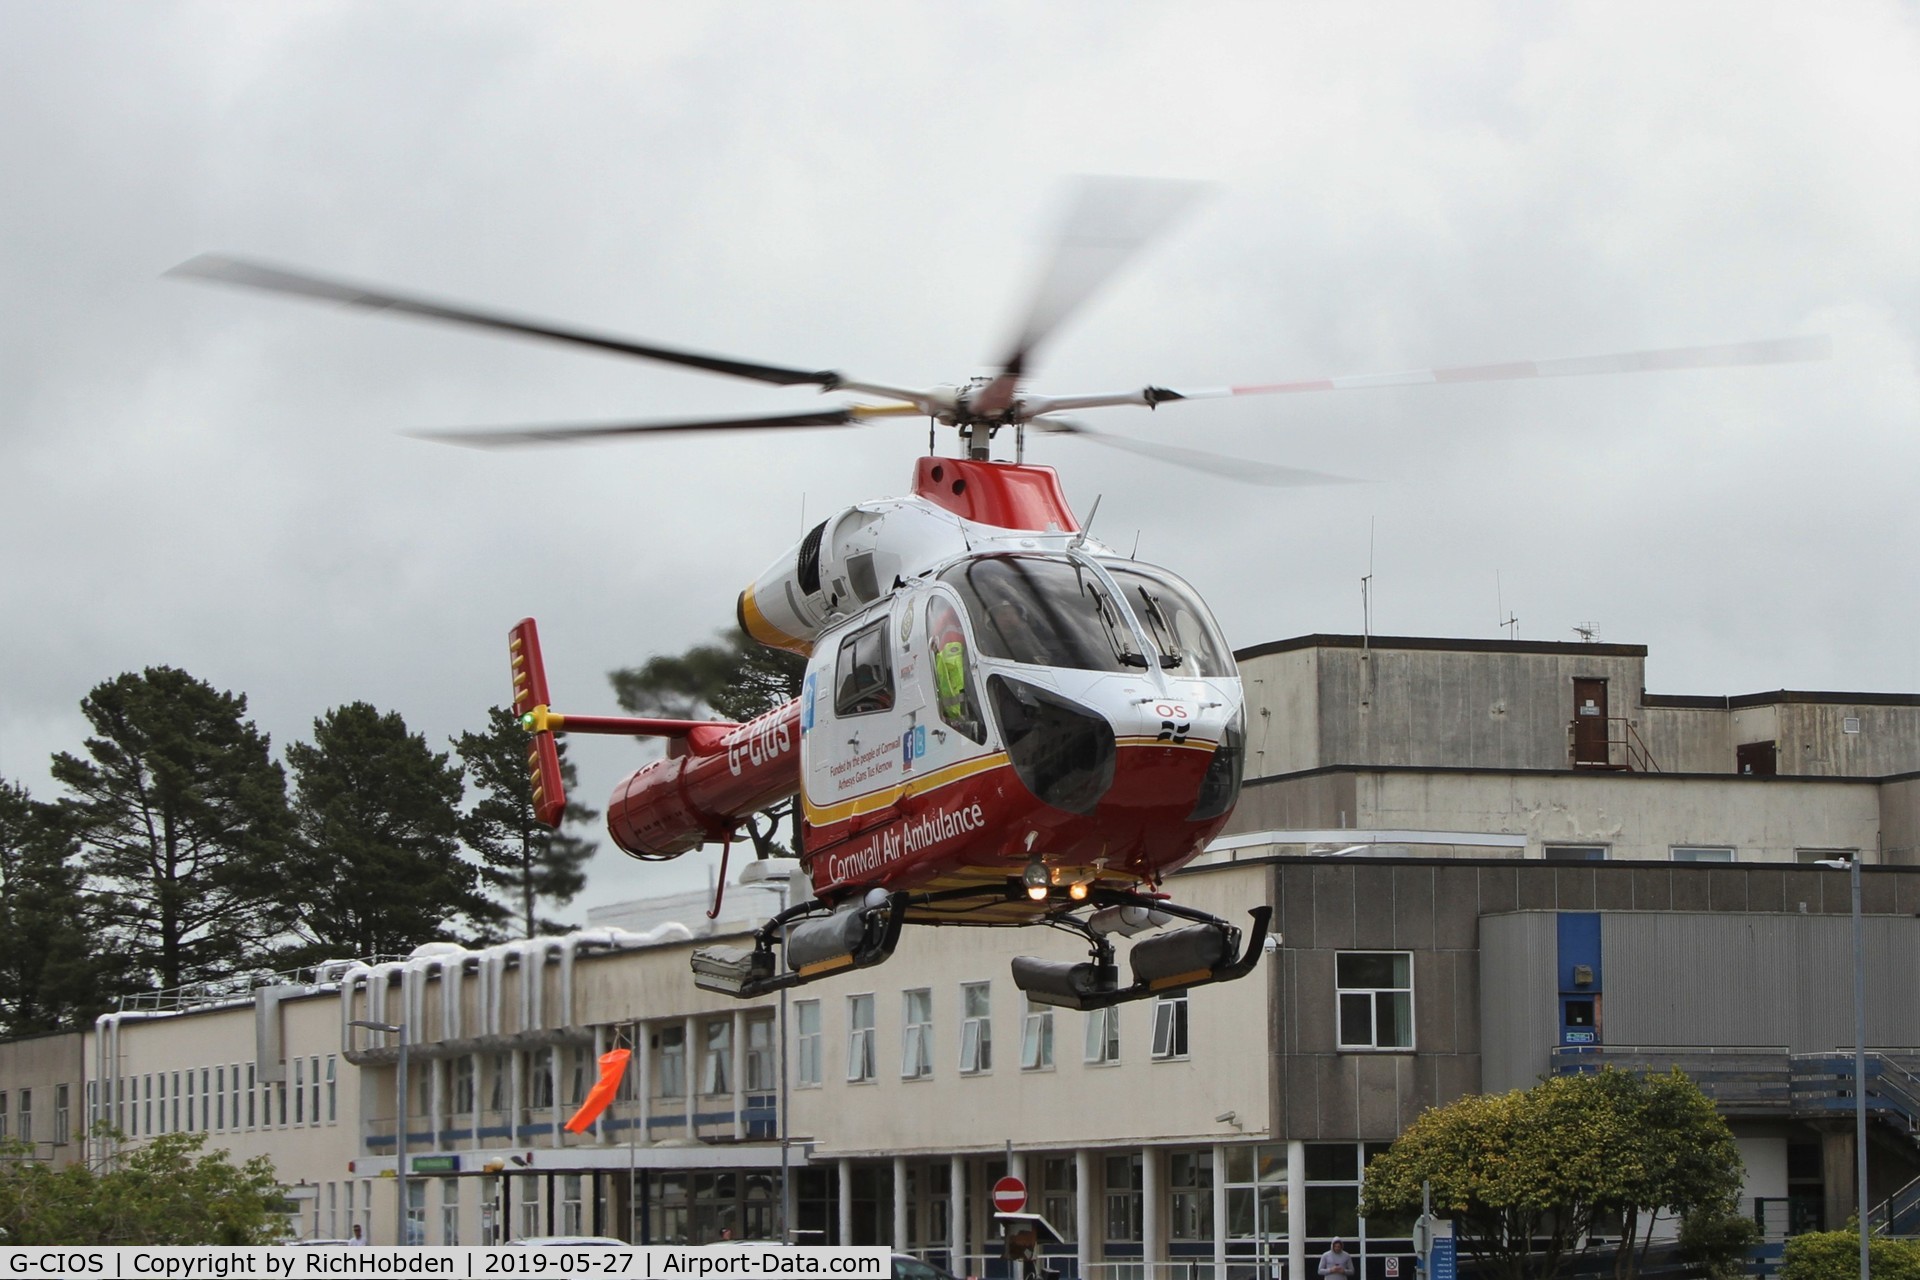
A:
[[1032, 418, 1359, 488], [411, 407, 881, 448], [1158, 333, 1832, 402], [973, 177, 1207, 416], [168, 254, 842, 389]]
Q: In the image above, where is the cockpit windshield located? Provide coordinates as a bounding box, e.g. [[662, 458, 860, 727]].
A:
[[1104, 562, 1236, 678], [939, 555, 1147, 672]]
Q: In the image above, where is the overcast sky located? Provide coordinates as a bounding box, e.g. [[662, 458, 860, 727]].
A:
[[3, 2, 1915, 915]]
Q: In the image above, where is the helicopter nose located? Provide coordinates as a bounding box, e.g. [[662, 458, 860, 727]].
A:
[[987, 675, 1116, 815]]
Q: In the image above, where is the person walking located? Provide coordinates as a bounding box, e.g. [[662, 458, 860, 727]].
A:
[[1319, 1239, 1355, 1280]]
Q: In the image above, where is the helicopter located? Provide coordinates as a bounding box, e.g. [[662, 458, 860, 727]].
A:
[[170, 178, 1828, 1010]]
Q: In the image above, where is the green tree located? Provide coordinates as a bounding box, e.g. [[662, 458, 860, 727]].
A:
[[51, 668, 291, 992], [0, 1132, 286, 1244], [1781, 1229, 1920, 1280], [1362, 1068, 1746, 1280], [455, 705, 596, 938], [608, 627, 805, 856], [284, 702, 499, 959], [0, 781, 109, 1033]]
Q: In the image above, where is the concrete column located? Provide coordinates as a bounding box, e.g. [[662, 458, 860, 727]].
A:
[[1287, 1141, 1307, 1280], [951, 1155, 969, 1275], [839, 1158, 855, 1246], [1075, 1150, 1095, 1279], [733, 1009, 747, 1142], [1821, 1129, 1857, 1234], [592, 1027, 606, 1142], [894, 1156, 910, 1253], [1213, 1146, 1230, 1280], [684, 1016, 698, 1134], [1142, 1146, 1164, 1272], [637, 1021, 652, 1142]]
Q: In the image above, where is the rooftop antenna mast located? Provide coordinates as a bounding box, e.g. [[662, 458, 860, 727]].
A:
[[1361, 518, 1374, 652], [1574, 622, 1598, 643], [1497, 571, 1518, 640]]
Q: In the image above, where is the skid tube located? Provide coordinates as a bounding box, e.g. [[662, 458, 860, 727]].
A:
[[690, 880, 1270, 1008]]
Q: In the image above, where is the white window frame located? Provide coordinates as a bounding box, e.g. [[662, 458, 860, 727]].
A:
[[656, 1029, 685, 1100], [795, 1000, 822, 1088], [959, 982, 992, 1074], [847, 994, 876, 1083], [902, 989, 933, 1079], [745, 1015, 776, 1092], [1335, 950, 1415, 1051], [1084, 1006, 1120, 1066], [1671, 846, 1736, 863], [1020, 998, 1054, 1072], [1150, 993, 1190, 1061]]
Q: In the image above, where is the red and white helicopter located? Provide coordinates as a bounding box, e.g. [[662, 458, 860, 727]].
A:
[[173, 179, 1826, 1010]]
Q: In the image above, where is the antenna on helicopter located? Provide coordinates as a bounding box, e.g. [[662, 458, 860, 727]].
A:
[[1070, 495, 1104, 550]]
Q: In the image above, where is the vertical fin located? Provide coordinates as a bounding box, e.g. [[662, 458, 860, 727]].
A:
[[509, 617, 568, 829]]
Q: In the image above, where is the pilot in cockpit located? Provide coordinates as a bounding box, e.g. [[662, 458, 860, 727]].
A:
[[986, 597, 1048, 665]]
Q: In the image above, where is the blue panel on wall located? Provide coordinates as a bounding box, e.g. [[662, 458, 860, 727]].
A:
[[1557, 912, 1601, 993]]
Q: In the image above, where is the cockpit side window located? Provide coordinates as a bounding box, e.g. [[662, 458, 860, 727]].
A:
[[833, 621, 895, 717], [926, 596, 987, 744], [941, 556, 1146, 673]]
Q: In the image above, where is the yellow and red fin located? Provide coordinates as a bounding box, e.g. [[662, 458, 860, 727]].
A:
[[509, 618, 568, 828]]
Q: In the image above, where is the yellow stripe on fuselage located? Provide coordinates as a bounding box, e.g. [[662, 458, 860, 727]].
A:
[[803, 751, 1011, 827]]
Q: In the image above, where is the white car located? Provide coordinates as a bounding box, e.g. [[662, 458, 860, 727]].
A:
[[504, 1236, 629, 1247]]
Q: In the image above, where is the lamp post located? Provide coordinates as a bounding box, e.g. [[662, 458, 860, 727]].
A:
[[741, 858, 798, 1241], [1817, 857, 1868, 1280], [352, 1019, 410, 1245]]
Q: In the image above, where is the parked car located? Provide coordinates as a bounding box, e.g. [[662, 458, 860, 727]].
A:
[[504, 1236, 629, 1247]]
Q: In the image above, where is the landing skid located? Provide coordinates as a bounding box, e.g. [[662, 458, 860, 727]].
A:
[[690, 883, 1271, 1010]]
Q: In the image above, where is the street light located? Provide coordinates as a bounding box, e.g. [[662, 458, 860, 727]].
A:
[[740, 858, 799, 1241], [1816, 857, 1868, 1280], [351, 1019, 411, 1245]]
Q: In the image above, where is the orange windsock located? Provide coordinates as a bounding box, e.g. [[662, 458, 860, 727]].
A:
[[562, 1048, 632, 1133]]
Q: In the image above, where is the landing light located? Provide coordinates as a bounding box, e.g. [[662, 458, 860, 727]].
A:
[[1023, 859, 1051, 901], [1068, 881, 1090, 901]]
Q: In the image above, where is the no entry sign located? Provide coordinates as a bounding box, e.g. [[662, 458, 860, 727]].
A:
[[993, 1175, 1028, 1214]]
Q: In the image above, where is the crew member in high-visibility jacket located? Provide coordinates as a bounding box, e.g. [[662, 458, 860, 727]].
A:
[[930, 599, 984, 743]]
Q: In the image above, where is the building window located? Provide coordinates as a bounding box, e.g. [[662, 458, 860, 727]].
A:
[[1085, 1006, 1120, 1065], [1672, 846, 1735, 863], [529, 1047, 555, 1111], [519, 1177, 540, 1240], [1797, 848, 1859, 865], [1041, 1157, 1075, 1241], [1336, 952, 1414, 1050], [294, 1058, 305, 1124], [1225, 1144, 1289, 1249], [1543, 844, 1607, 862], [561, 1174, 583, 1236], [442, 1177, 460, 1246], [326, 1055, 337, 1123], [745, 1016, 776, 1092], [656, 1028, 685, 1099], [902, 990, 933, 1079], [1169, 1151, 1213, 1240], [1104, 1153, 1143, 1242], [54, 1084, 69, 1146], [795, 1001, 821, 1088], [1021, 999, 1054, 1071], [1151, 994, 1190, 1061], [959, 982, 991, 1074], [310, 1055, 321, 1122], [16, 1089, 29, 1144], [453, 1057, 475, 1114], [847, 994, 876, 1083], [702, 1020, 732, 1095], [245, 1065, 256, 1128]]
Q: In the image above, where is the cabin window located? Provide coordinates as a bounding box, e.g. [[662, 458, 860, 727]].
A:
[[833, 622, 895, 717], [926, 596, 987, 743]]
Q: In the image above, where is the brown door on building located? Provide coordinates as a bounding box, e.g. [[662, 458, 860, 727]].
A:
[[1737, 740, 1778, 776], [1572, 678, 1610, 767]]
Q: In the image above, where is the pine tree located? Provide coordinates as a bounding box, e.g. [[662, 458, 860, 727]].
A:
[[51, 668, 291, 993], [284, 702, 499, 959], [455, 706, 597, 938], [0, 780, 109, 1033]]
